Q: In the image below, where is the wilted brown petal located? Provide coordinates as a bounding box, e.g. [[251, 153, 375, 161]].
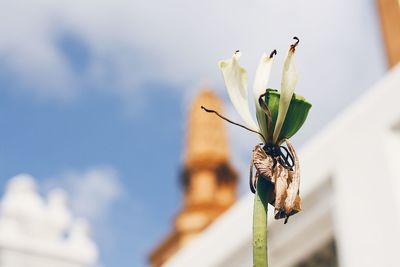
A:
[[284, 139, 301, 216], [249, 157, 257, 194], [273, 164, 289, 219], [251, 141, 302, 222], [252, 144, 274, 182]]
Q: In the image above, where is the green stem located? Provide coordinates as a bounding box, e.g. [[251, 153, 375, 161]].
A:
[[253, 177, 272, 267]]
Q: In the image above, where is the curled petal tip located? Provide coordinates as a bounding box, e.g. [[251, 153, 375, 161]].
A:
[[290, 37, 300, 53], [233, 50, 241, 59], [269, 49, 277, 58]]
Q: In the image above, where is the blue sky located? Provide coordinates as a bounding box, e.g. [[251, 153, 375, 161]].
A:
[[0, 74, 184, 266], [0, 1, 388, 266]]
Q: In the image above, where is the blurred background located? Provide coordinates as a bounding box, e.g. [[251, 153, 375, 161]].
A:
[[0, 0, 399, 267]]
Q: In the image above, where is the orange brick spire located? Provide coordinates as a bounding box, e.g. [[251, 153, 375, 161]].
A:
[[185, 90, 230, 168], [377, 0, 400, 67], [149, 89, 237, 267]]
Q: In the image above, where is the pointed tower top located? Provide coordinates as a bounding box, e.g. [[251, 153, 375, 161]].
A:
[[377, 0, 400, 67], [149, 88, 237, 267], [185, 89, 229, 168]]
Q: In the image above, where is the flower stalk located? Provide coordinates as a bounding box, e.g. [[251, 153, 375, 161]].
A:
[[253, 176, 273, 267]]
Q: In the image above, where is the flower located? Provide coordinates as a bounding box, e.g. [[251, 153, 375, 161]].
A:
[[218, 37, 310, 145], [217, 37, 312, 223]]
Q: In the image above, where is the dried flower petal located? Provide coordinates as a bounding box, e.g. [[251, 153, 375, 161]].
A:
[[273, 164, 289, 219], [252, 145, 274, 182], [284, 139, 301, 215], [251, 141, 302, 222]]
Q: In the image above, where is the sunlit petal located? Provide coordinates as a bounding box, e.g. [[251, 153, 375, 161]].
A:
[[253, 50, 276, 137], [219, 51, 258, 131], [273, 38, 299, 143], [253, 50, 276, 104]]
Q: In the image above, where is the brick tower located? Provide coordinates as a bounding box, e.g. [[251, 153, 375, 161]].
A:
[[149, 89, 238, 267], [376, 0, 400, 67]]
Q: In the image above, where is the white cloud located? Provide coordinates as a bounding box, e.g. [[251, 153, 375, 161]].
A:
[[44, 167, 122, 221], [0, 1, 388, 186], [0, 0, 386, 104]]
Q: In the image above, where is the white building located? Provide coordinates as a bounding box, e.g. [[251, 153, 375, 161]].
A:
[[162, 64, 400, 266], [0, 174, 98, 267]]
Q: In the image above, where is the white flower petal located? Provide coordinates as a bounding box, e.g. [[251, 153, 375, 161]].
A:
[[273, 42, 299, 143], [253, 51, 275, 138], [253, 51, 275, 104], [219, 51, 258, 131]]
